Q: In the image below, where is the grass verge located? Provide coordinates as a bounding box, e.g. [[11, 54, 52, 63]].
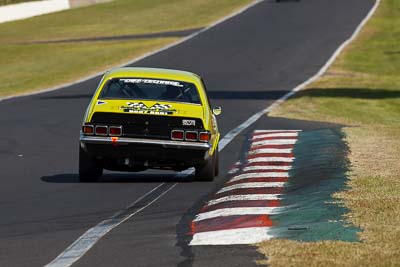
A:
[[0, 0, 253, 98], [257, 0, 400, 266]]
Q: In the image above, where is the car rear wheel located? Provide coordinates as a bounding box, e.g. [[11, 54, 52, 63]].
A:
[[214, 147, 219, 176], [79, 146, 103, 182], [195, 148, 218, 182]]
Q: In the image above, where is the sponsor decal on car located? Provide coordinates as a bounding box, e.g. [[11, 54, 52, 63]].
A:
[[182, 119, 196, 126], [97, 100, 107, 105], [120, 102, 177, 115], [120, 78, 184, 87]]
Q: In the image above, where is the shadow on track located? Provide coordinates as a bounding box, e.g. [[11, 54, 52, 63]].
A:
[[208, 88, 400, 102], [29, 28, 203, 44], [293, 87, 400, 99], [41, 173, 194, 183], [208, 90, 289, 100]]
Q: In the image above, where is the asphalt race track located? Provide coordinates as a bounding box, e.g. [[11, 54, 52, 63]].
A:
[[0, 1, 375, 266]]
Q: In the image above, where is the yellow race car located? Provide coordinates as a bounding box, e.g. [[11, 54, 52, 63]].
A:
[[79, 67, 221, 182]]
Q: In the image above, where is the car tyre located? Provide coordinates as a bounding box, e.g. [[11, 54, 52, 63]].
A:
[[195, 150, 217, 182], [79, 146, 103, 182], [214, 147, 219, 176]]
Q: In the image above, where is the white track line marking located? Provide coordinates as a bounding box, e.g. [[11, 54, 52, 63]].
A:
[[190, 227, 274, 245], [243, 165, 292, 172], [230, 172, 289, 182], [218, 108, 267, 151], [251, 139, 298, 146], [194, 207, 285, 222], [218, 182, 286, 194], [247, 157, 294, 163], [249, 148, 293, 154], [45, 183, 177, 267], [207, 194, 282, 207], [252, 132, 299, 140]]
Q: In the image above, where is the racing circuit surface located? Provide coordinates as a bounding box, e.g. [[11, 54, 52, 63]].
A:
[[0, 1, 375, 266]]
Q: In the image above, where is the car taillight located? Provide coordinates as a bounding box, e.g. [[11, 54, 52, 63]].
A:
[[95, 125, 108, 136], [171, 130, 184, 140], [83, 125, 94, 135], [185, 131, 198, 141], [109, 126, 122, 136], [199, 132, 210, 142]]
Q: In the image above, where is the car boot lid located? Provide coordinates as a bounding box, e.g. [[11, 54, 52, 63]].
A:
[[90, 99, 203, 118]]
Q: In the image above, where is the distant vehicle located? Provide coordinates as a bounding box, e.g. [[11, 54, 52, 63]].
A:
[[79, 67, 221, 182]]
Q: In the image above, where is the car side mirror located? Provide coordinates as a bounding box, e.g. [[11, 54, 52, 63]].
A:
[[212, 107, 222, 116]]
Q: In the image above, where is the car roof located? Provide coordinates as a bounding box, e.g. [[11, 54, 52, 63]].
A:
[[104, 67, 201, 84]]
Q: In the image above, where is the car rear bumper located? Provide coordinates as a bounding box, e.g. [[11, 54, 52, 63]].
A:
[[79, 135, 211, 171], [80, 135, 211, 150]]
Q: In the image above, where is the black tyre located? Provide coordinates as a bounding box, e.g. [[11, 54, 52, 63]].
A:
[[214, 147, 219, 177], [79, 146, 103, 182], [195, 150, 217, 182]]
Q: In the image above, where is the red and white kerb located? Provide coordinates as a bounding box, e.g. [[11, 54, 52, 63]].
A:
[[190, 130, 301, 245]]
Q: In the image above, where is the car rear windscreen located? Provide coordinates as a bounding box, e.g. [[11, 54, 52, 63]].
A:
[[99, 78, 201, 104]]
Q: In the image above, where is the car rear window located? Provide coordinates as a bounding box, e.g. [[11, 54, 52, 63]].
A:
[[99, 78, 201, 104]]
